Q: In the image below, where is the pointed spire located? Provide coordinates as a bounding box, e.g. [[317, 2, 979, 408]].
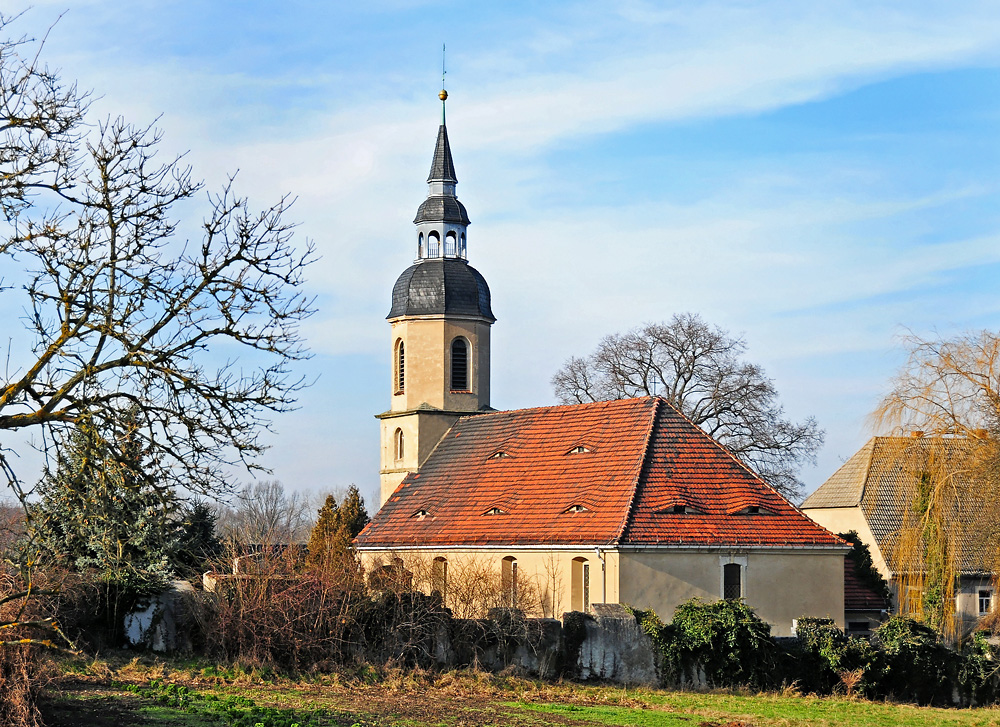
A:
[[427, 123, 458, 183]]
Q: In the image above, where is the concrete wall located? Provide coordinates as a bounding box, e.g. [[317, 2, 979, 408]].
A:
[[618, 549, 846, 637]]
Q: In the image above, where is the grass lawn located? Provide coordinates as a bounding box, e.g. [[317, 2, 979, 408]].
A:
[[38, 655, 1000, 727]]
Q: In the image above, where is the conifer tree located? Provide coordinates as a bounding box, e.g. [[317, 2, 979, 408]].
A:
[[172, 501, 223, 578], [30, 413, 175, 590], [306, 486, 369, 570]]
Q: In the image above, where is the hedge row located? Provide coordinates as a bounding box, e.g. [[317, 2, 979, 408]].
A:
[[632, 599, 999, 707]]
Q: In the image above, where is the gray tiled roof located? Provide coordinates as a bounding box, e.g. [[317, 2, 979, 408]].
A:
[[427, 125, 457, 183], [805, 436, 1000, 575], [800, 441, 874, 508], [388, 258, 495, 321], [413, 196, 470, 225]]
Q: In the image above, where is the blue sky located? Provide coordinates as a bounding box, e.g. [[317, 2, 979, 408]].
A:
[[6, 1, 1000, 509]]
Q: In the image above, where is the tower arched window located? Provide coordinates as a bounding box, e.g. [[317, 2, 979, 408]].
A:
[[395, 339, 405, 393], [428, 231, 441, 257], [394, 428, 404, 460], [460, 233, 466, 258], [445, 231, 457, 257], [451, 337, 469, 391], [418, 232, 424, 258]]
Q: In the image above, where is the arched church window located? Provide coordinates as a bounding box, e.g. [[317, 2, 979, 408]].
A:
[[395, 339, 405, 393], [428, 231, 441, 257], [394, 428, 404, 460], [501, 556, 518, 607], [571, 557, 590, 612], [445, 231, 457, 257], [432, 557, 448, 600], [451, 337, 469, 391], [418, 232, 424, 258], [460, 233, 466, 258]]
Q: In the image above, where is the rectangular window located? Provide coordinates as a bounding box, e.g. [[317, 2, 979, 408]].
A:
[[583, 563, 590, 612], [980, 589, 992, 616], [723, 563, 742, 600]]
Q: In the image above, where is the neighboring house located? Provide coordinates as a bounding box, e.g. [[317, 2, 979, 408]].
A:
[[801, 435, 999, 636], [357, 89, 849, 636]]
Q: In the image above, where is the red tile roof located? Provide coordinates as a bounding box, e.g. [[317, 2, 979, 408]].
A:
[[844, 559, 891, 611], [356, 397, 844, 549]]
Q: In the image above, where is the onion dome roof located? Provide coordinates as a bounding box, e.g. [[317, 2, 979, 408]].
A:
[[413, 196, 470, 225], [388, 258, 495, 321]]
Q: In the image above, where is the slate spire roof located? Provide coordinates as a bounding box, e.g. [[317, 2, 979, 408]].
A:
[[427, 124, 458, 183], [413, 121, 469, 226], [356, 397, 844, 549]]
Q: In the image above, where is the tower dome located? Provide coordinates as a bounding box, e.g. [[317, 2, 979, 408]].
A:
[[388, 258, 494, 321]]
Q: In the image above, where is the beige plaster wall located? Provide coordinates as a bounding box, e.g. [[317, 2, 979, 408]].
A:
[[389, 316, 491, 413], [801, 506, 891, 581], [378, 411, 459, 506], [359, 547, 620, 619], [619, 549, 846, 637]]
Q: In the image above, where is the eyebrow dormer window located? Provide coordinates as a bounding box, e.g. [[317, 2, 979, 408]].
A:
[[567, 445, 591, 454], [488, 451, 509, 460], [733, 505, 771, 515], [656, 503, 702, 515], [411, 509, 431, 520], [484, 507, 505, 516], [565, 504, 589, 513]]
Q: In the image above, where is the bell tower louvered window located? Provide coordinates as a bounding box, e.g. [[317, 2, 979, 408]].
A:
[[395, 339, 405, 393], [451, 337, 468, 391]]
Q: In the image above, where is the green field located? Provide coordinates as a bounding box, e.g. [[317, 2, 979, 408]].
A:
[[38, 656, 1000, 727]]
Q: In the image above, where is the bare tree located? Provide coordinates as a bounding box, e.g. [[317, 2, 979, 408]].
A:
[[0, 17, 314, 506], [552, 313, 823, 500], [0, 12, 85, 222], [215, 480, 313, 545], [872, 330, 1000, 638]]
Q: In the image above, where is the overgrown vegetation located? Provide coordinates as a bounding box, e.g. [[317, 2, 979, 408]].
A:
[[39, 657, 1000, 727]]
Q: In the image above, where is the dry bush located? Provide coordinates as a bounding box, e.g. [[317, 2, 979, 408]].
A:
[[0, 645, 41, 727], [197, 545, 367, 670], [379, 552, 545, 619], [0, 564, 76, 727]]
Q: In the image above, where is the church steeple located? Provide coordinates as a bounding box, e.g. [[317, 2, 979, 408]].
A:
[[413, 89, 470, 261], [377, 87, 496, 508]]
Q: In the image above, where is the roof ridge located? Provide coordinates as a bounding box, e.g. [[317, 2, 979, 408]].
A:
[[857, 437, 878, 505], [452, 395, 653, 424], [614, 397, 661, 544]]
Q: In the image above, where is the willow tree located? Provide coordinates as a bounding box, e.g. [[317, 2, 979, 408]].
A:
[[0, 15, 314, 508], [872, 331, 1000, 638]]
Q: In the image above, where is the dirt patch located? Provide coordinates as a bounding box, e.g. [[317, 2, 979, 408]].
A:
[[41, 677, 601, 727], [39, 685, 154, 727]]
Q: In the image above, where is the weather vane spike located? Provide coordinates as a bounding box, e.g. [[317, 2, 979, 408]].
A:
[[439, 43, 448, 124]]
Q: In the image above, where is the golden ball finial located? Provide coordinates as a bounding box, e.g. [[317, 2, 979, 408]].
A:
[[439, 89, 448, 101]]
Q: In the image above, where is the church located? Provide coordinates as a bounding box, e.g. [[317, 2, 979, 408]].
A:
[[354, 89, 848, 636]]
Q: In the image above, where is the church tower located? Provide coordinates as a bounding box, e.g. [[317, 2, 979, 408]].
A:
[[377, 88, 495, 507]]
